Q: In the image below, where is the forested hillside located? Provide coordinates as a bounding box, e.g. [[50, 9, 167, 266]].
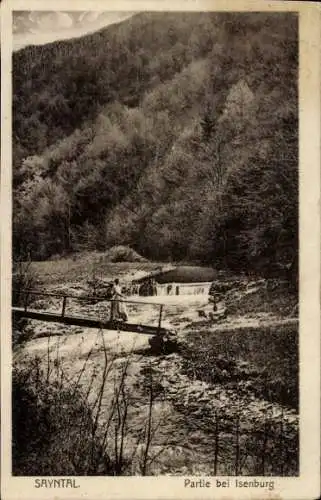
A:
[[13, 12, 298, 280]]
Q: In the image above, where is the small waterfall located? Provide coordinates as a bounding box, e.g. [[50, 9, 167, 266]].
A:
[[156, 282, 212, 296]]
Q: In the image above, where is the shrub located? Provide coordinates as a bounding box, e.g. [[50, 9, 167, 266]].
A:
[[12, 360, 113, 476], [106, 245, 148, 263], [12, 258, 40, 346]]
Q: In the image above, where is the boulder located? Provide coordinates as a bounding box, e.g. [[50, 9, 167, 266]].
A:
[[148, 330, 180, 355]]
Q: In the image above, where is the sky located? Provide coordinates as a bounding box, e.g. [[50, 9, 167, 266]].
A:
[[13, 11, 136, 51]]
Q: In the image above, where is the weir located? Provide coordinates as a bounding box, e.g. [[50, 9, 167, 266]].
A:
[[155, 282, 212, 296]]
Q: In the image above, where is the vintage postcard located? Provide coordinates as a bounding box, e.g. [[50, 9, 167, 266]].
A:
[[1, 0, 320, 499]]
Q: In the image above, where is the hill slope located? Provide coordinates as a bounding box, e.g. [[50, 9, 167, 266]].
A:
[[13, 12, 298, 280]]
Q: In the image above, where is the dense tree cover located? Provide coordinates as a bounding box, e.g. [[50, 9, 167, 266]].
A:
[[13, 12, 298, 281]]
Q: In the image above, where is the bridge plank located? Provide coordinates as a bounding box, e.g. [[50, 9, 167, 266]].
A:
[[12, 307, 168, 336]]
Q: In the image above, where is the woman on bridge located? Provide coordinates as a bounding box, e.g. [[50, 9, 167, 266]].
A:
[[111, 278, 128, 322]]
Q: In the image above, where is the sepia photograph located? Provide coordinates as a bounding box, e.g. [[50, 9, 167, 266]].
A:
[[1, 1, 320, 499]]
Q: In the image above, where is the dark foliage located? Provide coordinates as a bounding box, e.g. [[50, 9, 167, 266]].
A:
[[12, 363, 113, 475]]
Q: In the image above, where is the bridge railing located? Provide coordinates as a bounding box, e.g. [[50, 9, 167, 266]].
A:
[[13, 289, 65, 314], [12, 289, 165, 330]]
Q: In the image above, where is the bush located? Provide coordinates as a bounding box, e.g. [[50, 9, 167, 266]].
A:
[[106, 245, 148, 263], [12, 259, 40, 346], [12, 360, 113, 476], [12, 259, 39, 306]]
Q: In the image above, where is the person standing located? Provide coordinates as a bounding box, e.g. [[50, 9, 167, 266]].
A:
[[111, 278, 128, 321], [152, 278, 157, 296]]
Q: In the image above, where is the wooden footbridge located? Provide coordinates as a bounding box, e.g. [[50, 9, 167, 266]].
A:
[[12, 289, 170, 338]]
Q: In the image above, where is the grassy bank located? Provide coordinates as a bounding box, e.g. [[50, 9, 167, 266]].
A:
[[18, 254, 156, 286], [181, 322, 298, 410], [226, 281, 298, 317]]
